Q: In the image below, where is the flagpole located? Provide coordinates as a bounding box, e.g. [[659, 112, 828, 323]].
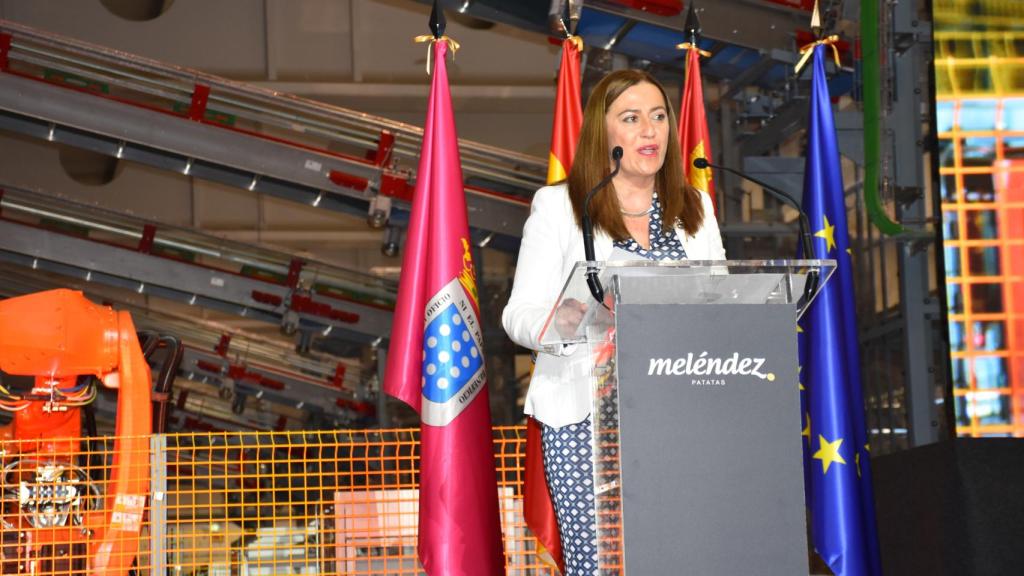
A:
[[384, 2, 507, 574], [677, 2, 716, 209], [523, 10, 585, 571], [797, 4, 882, 574]]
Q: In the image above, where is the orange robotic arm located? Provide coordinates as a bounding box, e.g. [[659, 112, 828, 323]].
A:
[[0, 289, 151, 576]]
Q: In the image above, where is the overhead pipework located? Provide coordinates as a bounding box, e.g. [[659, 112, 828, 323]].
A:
[[0, 184, 396, 349], [0, 18, 545, 253]]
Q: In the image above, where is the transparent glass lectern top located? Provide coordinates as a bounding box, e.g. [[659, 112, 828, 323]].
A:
[[535, 259, 835, 573], [538, 259, 836, 353]]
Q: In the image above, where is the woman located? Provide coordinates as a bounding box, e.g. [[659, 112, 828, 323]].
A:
[[502, 69, 725, 574]]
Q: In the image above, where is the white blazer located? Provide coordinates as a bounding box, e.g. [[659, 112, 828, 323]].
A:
[[501, 183, 726, 427]]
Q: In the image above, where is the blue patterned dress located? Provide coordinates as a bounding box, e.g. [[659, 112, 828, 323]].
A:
[[541, 192, 687, 574]]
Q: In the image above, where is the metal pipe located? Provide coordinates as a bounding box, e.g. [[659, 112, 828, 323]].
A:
[[0, 185, 396, 298], [0, 19, 547, 186], [861, 0, 905, 235]]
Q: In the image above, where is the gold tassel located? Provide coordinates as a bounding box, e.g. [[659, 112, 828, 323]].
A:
[[795, 35, 841, 74], [675, 42, 712, 58], [413, 34, 461, 75]]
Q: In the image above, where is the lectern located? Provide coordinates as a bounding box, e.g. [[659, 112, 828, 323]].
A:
[[538, 260, 835, 575]]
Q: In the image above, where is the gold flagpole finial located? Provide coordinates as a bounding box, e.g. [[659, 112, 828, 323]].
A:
[[795, 0, 838, 74], [811, 0, 822, 37]]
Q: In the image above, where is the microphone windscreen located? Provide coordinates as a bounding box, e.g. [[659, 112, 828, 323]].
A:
[[611, 146, 624, 160], [693, 157, 709, 169]]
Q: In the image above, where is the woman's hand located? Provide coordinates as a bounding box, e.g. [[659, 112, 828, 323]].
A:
[[554, 298, 588, 338]]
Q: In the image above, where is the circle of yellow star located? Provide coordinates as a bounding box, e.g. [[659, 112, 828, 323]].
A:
[[812, 434, 846, 474], [802, 412, 811, 442], [814, 215, 837, 253]]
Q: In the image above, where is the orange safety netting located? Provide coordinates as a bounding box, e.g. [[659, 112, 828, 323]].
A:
[[936, 29, 1024, 438], [0, 426, 564, 575]]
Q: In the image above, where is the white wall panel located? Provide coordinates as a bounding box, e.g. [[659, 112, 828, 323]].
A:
[[266, 0, 353, 81], [356, 0, 556, 84], [1, 0, 267, 78], [0, 131, 194, 224]]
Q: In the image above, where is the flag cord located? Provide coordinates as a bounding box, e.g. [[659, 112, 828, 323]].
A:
[[413, 34, 460, 75]]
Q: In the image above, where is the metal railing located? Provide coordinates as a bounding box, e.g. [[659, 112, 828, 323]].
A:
[[0, 184, 397, 309], [0, 427, 553, 575]]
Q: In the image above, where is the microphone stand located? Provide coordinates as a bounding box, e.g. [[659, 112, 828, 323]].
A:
[[582, 147, 623, 307], [694, 158, 819, 305]]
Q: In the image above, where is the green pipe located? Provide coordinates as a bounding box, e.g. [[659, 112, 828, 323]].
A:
[[861, 0, 905, 235]]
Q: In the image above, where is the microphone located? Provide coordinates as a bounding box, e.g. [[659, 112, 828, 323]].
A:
[[581, 146, 623, 306], [693, 158, 818, 302], [693, 158, 813, 258]]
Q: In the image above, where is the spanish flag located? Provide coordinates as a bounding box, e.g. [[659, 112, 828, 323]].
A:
[[679, 43, 716, 209], [546, 36, 583, 185], [523, 35, 584, 575], [524, 417, 563, 572]]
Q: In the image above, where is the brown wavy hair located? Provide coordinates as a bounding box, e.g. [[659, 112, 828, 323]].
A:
[[566, 69, 704, 240]]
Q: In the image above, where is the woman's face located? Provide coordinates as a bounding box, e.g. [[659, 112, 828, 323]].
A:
[[604, 81, 669, 183]]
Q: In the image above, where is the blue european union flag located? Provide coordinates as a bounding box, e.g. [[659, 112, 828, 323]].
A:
[[799, 43, 883, 576]]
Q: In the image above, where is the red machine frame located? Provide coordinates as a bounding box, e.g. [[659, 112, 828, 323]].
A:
[[0, 289, 151, 575]]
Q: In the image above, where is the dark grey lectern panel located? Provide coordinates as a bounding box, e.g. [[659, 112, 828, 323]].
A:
[[615, 303, 808, 575]]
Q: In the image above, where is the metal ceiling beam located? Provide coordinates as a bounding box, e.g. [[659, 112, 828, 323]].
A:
[[0, 72, 530, 246], [585, 0, 811, 53], [719, 51, 785, 101], [181, 346, 366, 417], [425, 0, 809, 53], [209, 229, 386, 244], [720, 221, 799, 237], [742, 156, 805, 205], [739, 98, 809, 157], [0, 219, 392, 344], [250, 81, 554, 100]]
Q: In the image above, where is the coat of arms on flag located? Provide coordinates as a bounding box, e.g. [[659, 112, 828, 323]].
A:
[[421, 274, 486, 426]]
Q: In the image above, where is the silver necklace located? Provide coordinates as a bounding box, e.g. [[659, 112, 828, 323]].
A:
[[620, 190, 657, 217], [619, 205, 654, 217]]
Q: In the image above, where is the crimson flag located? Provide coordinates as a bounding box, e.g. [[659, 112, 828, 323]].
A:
[[383, 37, 506, 575]]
